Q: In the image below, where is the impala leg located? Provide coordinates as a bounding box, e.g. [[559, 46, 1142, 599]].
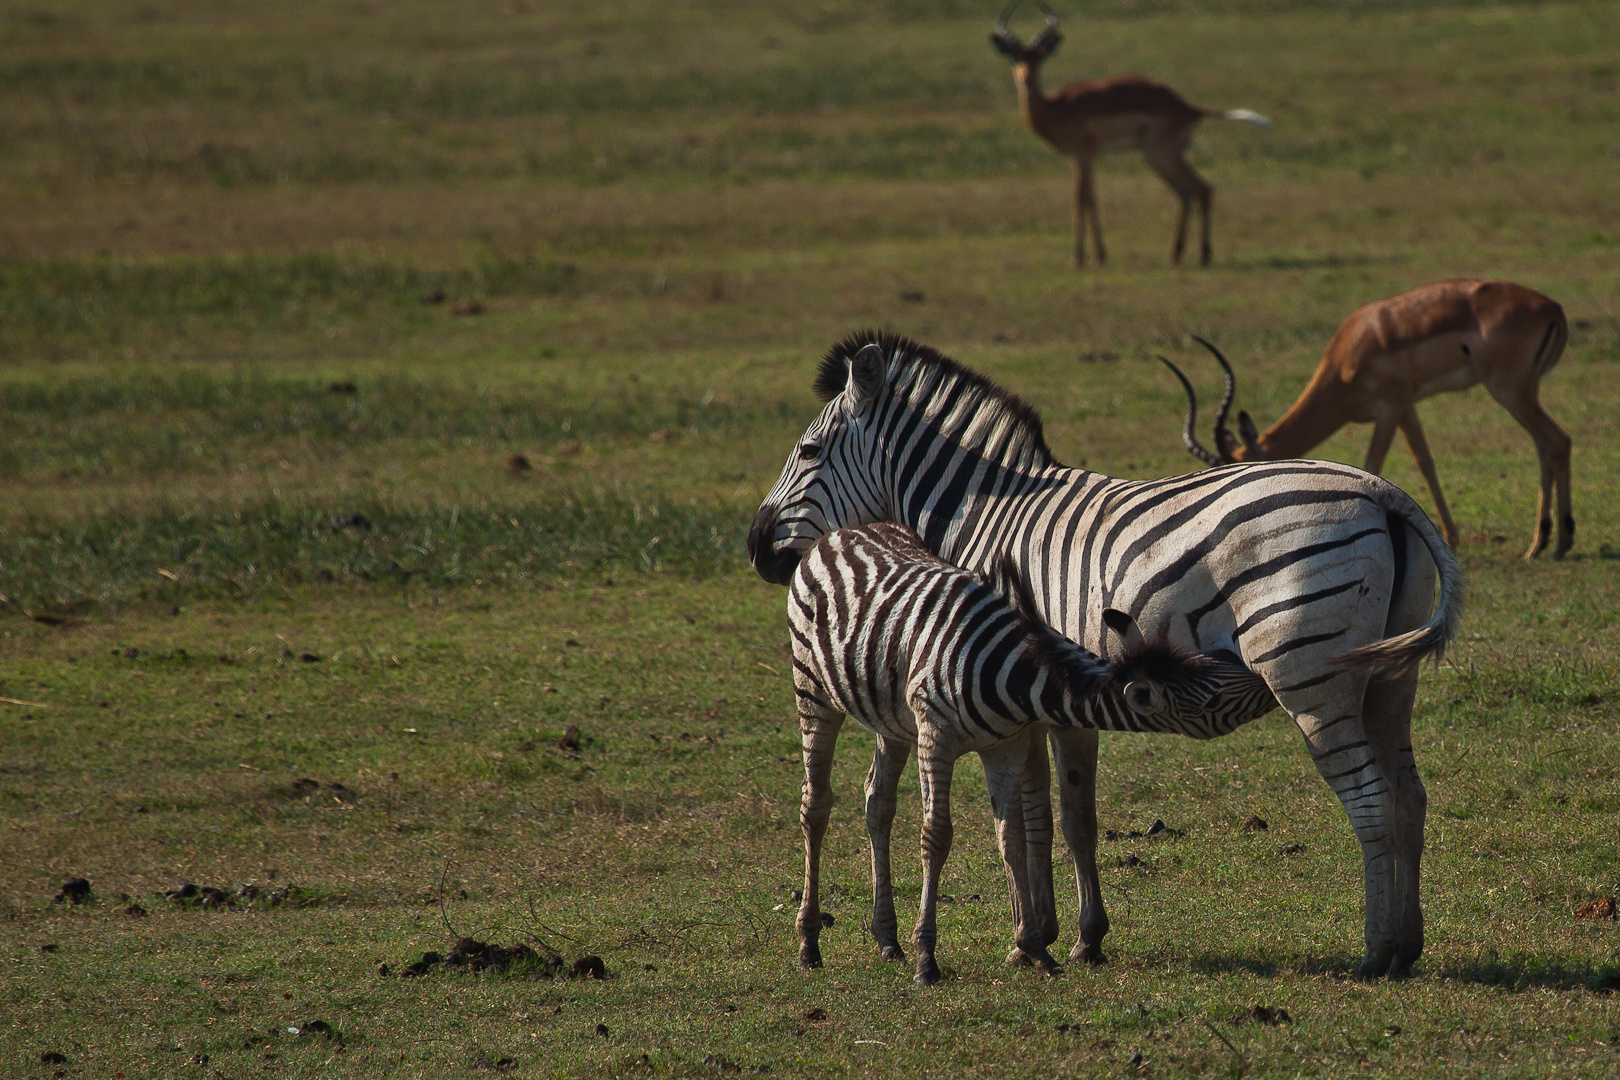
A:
[[1049, 728, 1108, 965], [1070, 159, 1087, 268], [982, 731, 1061, 977], [1144, 141, 1211, 267], [1362, 412, 1400, 476], [1482, 381, 1573, 559], [1082, 159, 1107, 266], [796, 699, 844, 971], [1397, 408, 1461, 550], [912, 736, 955, 986], [865, 734, 912, 962]]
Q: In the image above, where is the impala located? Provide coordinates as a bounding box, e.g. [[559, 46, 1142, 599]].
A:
[[1163, 279, 1573, 559], [990, 0, 1271, 267]]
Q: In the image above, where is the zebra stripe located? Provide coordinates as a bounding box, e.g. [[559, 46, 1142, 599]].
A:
[[749, 330, 1463, 979]]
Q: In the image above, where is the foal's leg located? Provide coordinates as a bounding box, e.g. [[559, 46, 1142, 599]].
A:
[[1017, 729, 1060, 952], [981, 732, 1061, 976], [1049, 728, 1109, 964], [911, 731, 956, 986], [865, 734, 912, 962], [796, 698, 844, 970]]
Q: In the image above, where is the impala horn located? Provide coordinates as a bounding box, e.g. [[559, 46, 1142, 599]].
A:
[[1030, 0, 1062, 54], [1158, 355, 1222, 467], [991, 0, 1026, 55], [1190, 335, 1246, 464]]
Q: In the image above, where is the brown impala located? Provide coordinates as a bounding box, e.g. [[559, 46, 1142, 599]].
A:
[[990, 0, 1271, 267], [1163, 279, 1573, 559]]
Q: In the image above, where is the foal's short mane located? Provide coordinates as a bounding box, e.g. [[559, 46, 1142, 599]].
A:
[[816, 330, 1055, 465]]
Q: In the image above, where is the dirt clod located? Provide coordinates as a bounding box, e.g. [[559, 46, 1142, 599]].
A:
[[558, 725, 582, 752], [39, 943, 58, 953], [803, 1007, 827, 1023], [595, 1024, 610, 1038], [401, 951, 442, 977], [1574, 896, 1616, 921], [1242, 815, 1269, 832], [124, 903, 147, 917], [327, 381, 357, 394], [53, 877, 91, 904], [571, 955, 607, 980], [819, 912, 835, 928], [504, 454, 532, 474], [1278, 843, 1305, 856], [165, 883, 200, 900], [899, 290, 925, 303], [40, 1052, 67, 1064]]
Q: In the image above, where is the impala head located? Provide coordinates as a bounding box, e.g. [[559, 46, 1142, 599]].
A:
[[748, 339, 896, 586], [1159, 336, 1261, 467], [989, 0, 1062, 69]]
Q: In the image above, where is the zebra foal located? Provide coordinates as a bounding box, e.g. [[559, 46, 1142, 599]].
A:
[[790, 521, 1215, 984]]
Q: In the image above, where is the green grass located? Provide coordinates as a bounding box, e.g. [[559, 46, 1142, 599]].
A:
[[3, 0, 1620, 1076]]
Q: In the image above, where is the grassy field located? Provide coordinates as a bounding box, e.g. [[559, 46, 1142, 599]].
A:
[[3, 0, 1619, 1076]]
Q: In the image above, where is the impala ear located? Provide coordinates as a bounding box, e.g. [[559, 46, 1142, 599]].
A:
[[1237, 410, 1261, 454], [848, 343, 886, 407]]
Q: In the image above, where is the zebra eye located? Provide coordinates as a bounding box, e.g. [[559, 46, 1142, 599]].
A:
[[798, 442, 822, 461]]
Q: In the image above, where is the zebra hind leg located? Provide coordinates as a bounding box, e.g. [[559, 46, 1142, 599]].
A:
[[1285, 674, 1404, 980], [864, 735, 912, 962], [1014, 728, 1060, 956], [911, 737, 956, 986], [796, 703, 845, 971], [1362, 664, 1427, 977]]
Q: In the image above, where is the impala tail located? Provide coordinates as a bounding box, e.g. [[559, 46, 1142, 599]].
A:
[[1218, 108, 1274, 131], [1330, 496, 1465, 678]]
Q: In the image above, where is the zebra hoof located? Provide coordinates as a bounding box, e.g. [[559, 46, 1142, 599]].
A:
[[1356, 948, 1396, 981], [914, 959, 941, 986], [1387, 945, 1423, 979], [1069, 941, 1106, 967], [798, 945, 823, 971], [880, 945, 906, 962], [1004, 947, 1035, 968]]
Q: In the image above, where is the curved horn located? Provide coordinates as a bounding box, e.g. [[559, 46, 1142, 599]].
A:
[[1190, 335, 1238, 464], [1033, 0, 1060, 29], [995, 0, 1022, 31], [1158, 356, 1223, 467]]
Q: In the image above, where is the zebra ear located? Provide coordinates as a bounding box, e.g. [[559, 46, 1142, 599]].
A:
[[848, 343, 886, 407], [1101, 608, 1145, 659]]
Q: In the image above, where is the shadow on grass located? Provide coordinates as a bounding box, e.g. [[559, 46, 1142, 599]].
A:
[[1223, 253, 1408, 272], [1189, 951, 1619, 992]]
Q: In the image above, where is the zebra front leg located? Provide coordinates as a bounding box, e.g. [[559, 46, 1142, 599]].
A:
[[796, 703, 844, 971], [865, 734, 912, 962], [911, 737, 955, 986], [982, 732, 1061, 977], [1049, 728, 1109, 965]]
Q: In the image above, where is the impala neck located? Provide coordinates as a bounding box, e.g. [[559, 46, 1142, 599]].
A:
[[1012, 62, 1052, 129], [1240, 387, 1344, 461]]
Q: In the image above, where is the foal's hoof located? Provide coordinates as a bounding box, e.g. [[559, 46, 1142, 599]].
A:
[[913, 959, 941, 986], [880, 945, 906, 962], [798, 945, 823, 971]]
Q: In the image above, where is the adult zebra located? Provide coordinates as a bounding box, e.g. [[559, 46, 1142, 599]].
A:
[[749, 331, 1463, 979]]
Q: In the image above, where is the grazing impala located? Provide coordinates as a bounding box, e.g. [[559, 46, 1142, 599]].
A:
[[990, 0, 1271, 267], [1163, 279, 1573, 559]]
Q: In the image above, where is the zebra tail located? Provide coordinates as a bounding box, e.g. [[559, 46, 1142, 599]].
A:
[[1329, 491, 1465, 677], [987, 556, 1116, 699]]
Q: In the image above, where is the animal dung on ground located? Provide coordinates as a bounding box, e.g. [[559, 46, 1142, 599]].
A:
[[803, 1007, 828, 1023], [1242, 815, 1269, 832], [818, 912, 835, 928], [449, 299, 485, 316], [1277, 843, 1305, 856], [1574, 896, 1617, 921], [420, 289, 447, 305], [899, 290, 925, 303], [39, 1052, 67, 1064], [570, 955, 607, 980], [326, 381, 358, 395], [504, 453, 532, 474], [557, 725, 582, 752], [329, 512, 372, 531], [1230, 1004, 1292, 1025], [52, 877, 91, 904], [595, 1024, 610, 1038]]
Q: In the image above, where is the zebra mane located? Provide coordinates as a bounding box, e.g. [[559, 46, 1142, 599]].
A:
[[816, 330, 1055, 465], [986, 555, 1114, 695]]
